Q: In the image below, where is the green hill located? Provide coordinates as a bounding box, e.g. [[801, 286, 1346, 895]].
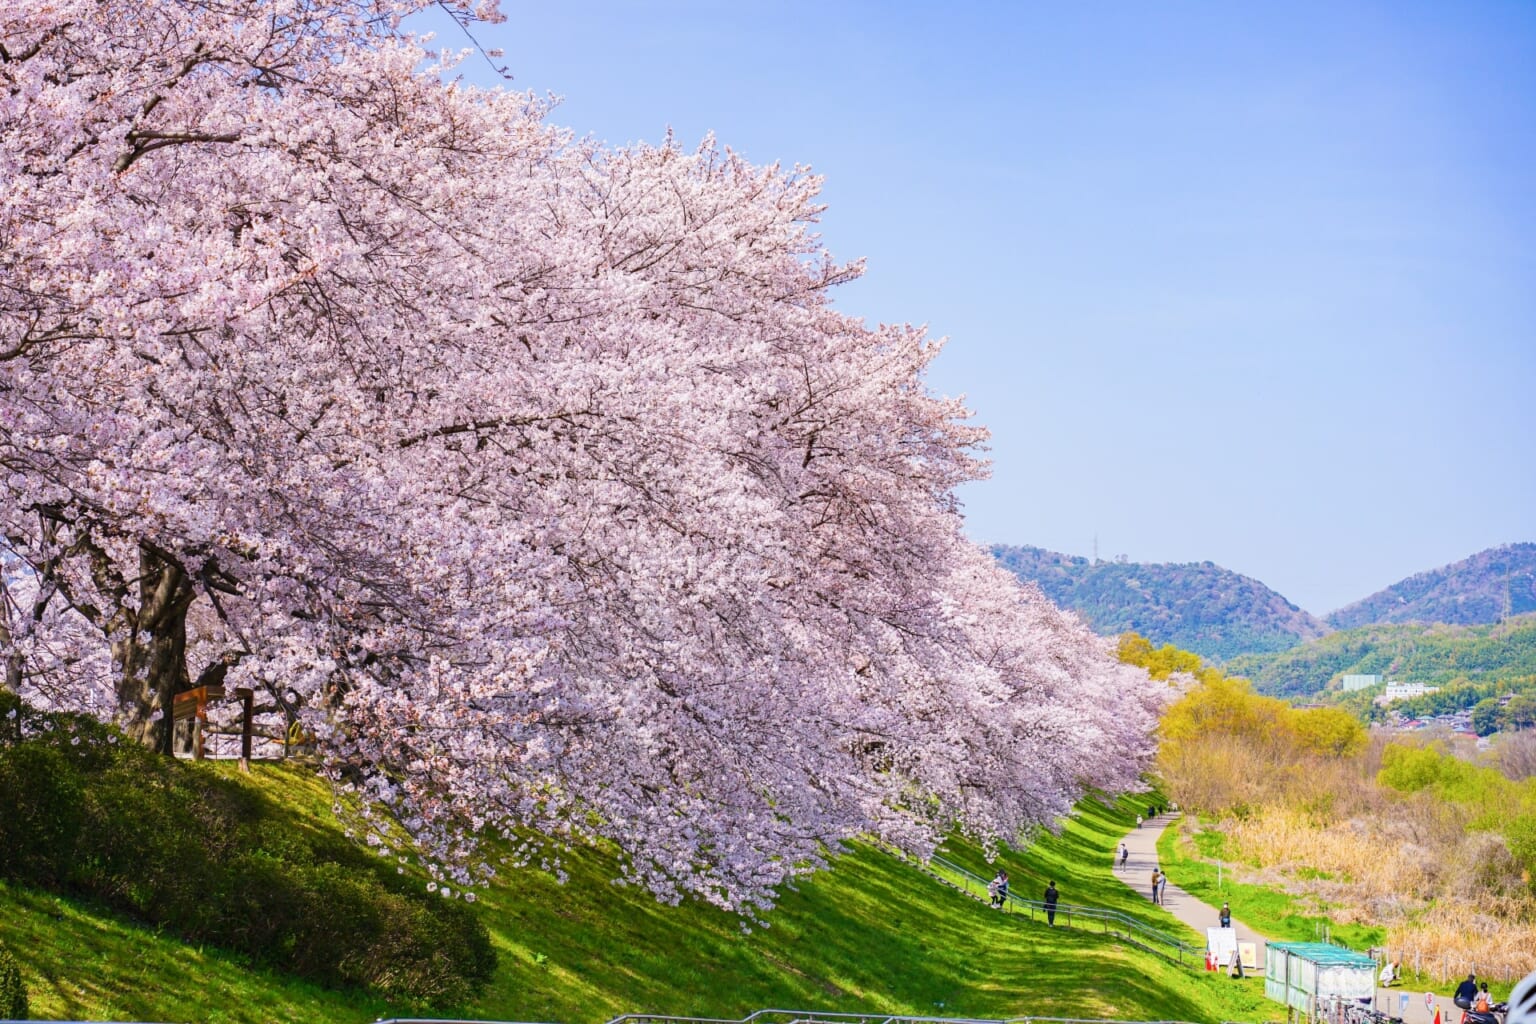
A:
[[1225, 612, 1536, 698], [1326, 543, 1536, 630], [0, 761, 1273, 1024], [991, 545, 1327, 661]]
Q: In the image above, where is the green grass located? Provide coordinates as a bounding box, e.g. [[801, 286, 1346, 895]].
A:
[[2, 766, 1278, 1024], [934, 794, 1203, 940], [0, 882, 395, 1023], [1156, 816, 1385, 951]]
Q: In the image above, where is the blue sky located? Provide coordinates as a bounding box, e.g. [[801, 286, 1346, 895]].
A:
[[434, 1, 1535, 615]]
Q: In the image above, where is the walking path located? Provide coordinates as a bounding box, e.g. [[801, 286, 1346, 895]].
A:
[[1116, 812, 1438, 1024], [1114, 811, 1267, 975]]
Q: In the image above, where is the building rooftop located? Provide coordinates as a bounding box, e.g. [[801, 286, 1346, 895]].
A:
[[1267, 942, 1376, 967]]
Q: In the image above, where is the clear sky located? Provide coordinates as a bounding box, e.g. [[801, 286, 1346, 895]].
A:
[[432, 1, 1535, 615]]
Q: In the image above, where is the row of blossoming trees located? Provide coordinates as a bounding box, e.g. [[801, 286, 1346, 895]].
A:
[[0, 0, 1167, 912]]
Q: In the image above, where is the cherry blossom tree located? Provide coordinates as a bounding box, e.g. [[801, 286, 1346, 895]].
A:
[[1, 0, 1167, 910]]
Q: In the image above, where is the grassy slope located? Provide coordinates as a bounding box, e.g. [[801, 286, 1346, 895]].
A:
[[2, 764, 1273, 1024], [0, 882, 395, 1023]]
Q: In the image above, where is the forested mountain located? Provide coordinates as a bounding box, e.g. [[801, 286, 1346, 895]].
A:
[[1327, 543, 1536, 630], [990, 545, 1328, 661], [1224, 613, 1536, 698]]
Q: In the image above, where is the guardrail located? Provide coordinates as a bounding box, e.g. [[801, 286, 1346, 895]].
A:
[[0, 1013, 1269, 1024], [921, 854, 1199, 965], [376, 1011, 1211, 1024]]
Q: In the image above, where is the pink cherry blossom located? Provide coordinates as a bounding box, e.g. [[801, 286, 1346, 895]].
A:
[[0, 0, 1168, 911]]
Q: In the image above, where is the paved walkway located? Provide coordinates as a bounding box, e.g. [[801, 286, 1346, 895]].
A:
[[1115, 812, 1439, 1024], [1114, 812, 1268, 976]]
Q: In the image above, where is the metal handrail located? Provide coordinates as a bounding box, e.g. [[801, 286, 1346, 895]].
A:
[[374, 1011, 1210, 1024], [3, 1014, 1232, 1024], [603, 1014, 1207, 1024], [0, 1014, 1241, 1024], [922, 854, 1198, 964]]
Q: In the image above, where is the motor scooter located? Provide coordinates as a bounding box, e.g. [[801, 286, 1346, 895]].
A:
[[1460, 1001, 1509, 1024]]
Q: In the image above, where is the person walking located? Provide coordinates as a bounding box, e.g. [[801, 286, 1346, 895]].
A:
[[1150, 867, 1162, 905], [1119, 842, 1129, 870], [1156, 870, 1168, 906], [1219, 902, 1231, 928], [988, 869, 1008, 909], [1043, 880, 1059, 926]]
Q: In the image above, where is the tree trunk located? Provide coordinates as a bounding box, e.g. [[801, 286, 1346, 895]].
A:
[[0, 585, 21, 697], [0, 557, 57, 696], [112, 546, 196, 754]]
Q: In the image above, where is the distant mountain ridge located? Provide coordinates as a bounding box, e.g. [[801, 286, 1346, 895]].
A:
[[1326, 542, 1536, 630], [990, 545, 1328, 661]]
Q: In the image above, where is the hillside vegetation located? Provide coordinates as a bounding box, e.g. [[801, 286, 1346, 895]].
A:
[[1328, 543, 1536, 630], [0, 728, 1273, 1024], [1225, 613, 1536, 698], [0, 697, 494, 1007], [992, 545, 1326, 660]]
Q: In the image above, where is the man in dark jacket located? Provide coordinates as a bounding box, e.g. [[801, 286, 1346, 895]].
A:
[[1043, 881, 1059, 926], [1455, 974, 1479, 1010]]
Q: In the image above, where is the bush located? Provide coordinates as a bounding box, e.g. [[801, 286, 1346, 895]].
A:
[[0, 744, 84, 884], [0, 943, 27, 1020], [214, 854, 495, 1004], [0, 704, 494, 1007], [1507, 814, 1536, 894]]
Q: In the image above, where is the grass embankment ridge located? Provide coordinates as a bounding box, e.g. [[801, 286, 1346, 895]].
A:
[[2, 762, 1277, 1024]]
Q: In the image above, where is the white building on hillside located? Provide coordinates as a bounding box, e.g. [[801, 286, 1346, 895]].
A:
[[1375, 681, 1440, 705]]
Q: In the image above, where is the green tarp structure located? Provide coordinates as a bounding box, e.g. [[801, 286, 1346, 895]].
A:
[[1264, 941, 1378, 1012]]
